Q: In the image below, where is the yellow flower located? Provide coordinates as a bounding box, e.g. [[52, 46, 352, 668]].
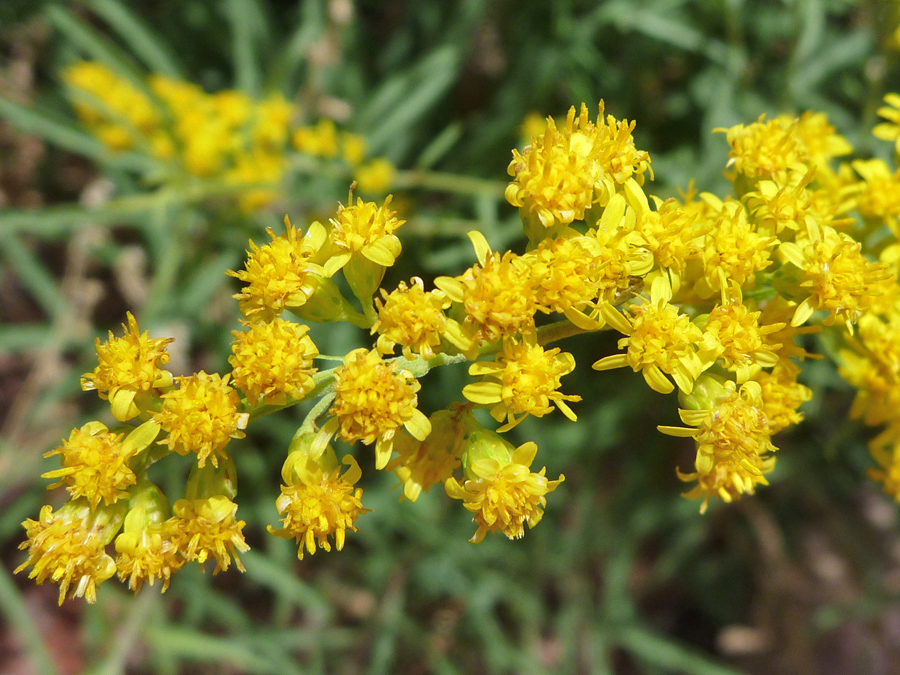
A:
[[325, 196, 405, 301], [81, 312, 174, 422], [635, 197, 700, 283], [292, 118, 339, 158], [852, 158, 900, 235], [155, 372, 249, 468], [463, 335, 580, 431], [225, 149, 287, 213], [782, 111, 853, 169], [692, 196, 776, 299], [446, 435, 564, 543], [873, 93, 900, 152], [717, 115, 807, 181], [341, 132, 367, 166], [743, 168, 819, 236], [171, 496, 250, 573], [697, 285, 783, 384], [229, 317, 319, 405], [316, 348, 431, 469], [593, 275, 714, 394], [505, 102, 651, 238], [115, 522, 183, 593], [354, 158, 396, 194], [779, 225, 893, 330], [228, 217, 329, 321], [252, 95, 293, 148], [753, 362, 812, 434], [659, 378, 776, 513], [42, 420, 160, 508], [268, 440, 368, 559], [386, 407, 471, 502], [519, 233, 606, 329], [435, 232, 537, 352], [16, 500, 123, 604], [372, 277, 450, 360]]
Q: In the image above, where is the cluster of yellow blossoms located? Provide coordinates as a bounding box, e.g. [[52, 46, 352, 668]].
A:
[[63, 61, 394, 210], [19, 95, 900, 604]]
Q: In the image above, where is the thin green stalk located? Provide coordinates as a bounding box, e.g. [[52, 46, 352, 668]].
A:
[[392, 169, 507, 198], [0, 565, 60, 675]]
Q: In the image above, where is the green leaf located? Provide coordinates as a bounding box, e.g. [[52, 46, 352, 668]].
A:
[[84, 0, 185, 78], [613, 625, 743, 675], [0, 236, 67, 322], [223, 0, 266, 96]]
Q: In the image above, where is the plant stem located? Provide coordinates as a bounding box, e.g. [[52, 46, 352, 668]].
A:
[[392, 169, 507, 198]]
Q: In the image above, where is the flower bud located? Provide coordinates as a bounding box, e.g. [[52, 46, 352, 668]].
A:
[[184, 454, 238, 501]]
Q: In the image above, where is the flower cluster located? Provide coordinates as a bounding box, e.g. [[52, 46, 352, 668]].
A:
[[20, 92, 900, 604], [62, 61, 395, 210]]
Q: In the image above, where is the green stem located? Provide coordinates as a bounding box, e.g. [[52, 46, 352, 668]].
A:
[[392, 169, 507, 198], [536, 319, 605, 346]]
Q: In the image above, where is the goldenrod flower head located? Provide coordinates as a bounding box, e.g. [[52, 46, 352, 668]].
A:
[[252, 95, 293, 148], [718, 115, 807, 181], [435, 232, 537, 350], [114, 481, 182, 593], [659, 379, 776, 513], [839, 312, 900, 429], [587, 196, 653, 307], [43, 420, 160, 508], [292, 118, 339, 158], [355, 158, 396, 194], [225, 149, 287, 213], [155, 372, 249, 468], [81, 312, 174, 422], [463, 335, 580, 431], [753, 363, 812, 434], [779, 225, 893, 330], [317, 348, 431, 469], [269, 439, 368, 559], [16, 500, 124, 604], [228, 217, 328, 321], [327, 196, 404, 269], [229, 317, 319, 406], [341, 132, 367, 166], [520, 233, 606, 329], [873, 93, 900, 152], [386, 407, 472, 502], [373, 277, 450, 361], [743, 169, 818, 235], [171, 496, 249, 573], [636, 197, 699, 281], [506, 102, 651, 234], [698, 286, 782, 383], [694, 197, 776, 298], [756, 295, 822, 362], [446, 434, 563, 543], [852, 159, 900, 235], [593, 275, 713, 394], [781, 111, 853, 168]]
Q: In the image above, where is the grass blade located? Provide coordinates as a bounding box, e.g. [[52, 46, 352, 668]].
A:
[[224, 0, 265, 96], [84, 0, 185, 78]]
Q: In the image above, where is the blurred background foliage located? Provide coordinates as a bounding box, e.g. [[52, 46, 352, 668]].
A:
[[3, 0, 900, 673]]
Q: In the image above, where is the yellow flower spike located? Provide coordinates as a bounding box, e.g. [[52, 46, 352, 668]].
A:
[[325, 196, 405, 301], [229, 317, 319, 406], [115, 481, 183, 593], [269, 439, 369, 559], [593, 275, 713, 395], [716, 115, 808, 184], [373, 277, 450, 361], [171, 495, 250, 573], [228, 217, 329, 321], [42, 420, 160, 508], [446, 430, 564, 543], [463, 334, 580, 432], [81, 312, 174, 422], [155, 372, 249, 469], [17, 499, 125, 605], [317, 348, 431, 470]]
